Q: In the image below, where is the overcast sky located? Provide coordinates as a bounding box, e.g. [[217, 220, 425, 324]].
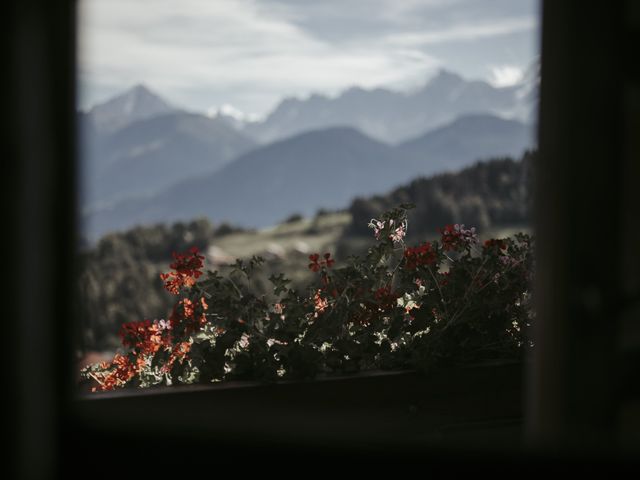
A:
[[78, 0, 540, 118]]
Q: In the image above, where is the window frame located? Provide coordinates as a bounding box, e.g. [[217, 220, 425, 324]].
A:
[[7, 0, 640, 475]]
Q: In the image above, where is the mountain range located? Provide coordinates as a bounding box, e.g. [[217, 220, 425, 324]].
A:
[[80, 67, 537, 240], [84, 115, 532, 238], [243, 68, 536, 144], [79, 86, 256, 210]]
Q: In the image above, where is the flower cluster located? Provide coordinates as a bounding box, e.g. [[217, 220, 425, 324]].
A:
[[82, 247, 209, 391], [308, 252, 335, 272], [85, 312, 200, 392], [313, 289, 330, 317], [83, 353, 136, 391], [403, 242, 438, 270], [81, 205, 534, 392], [396, 285, 426, 316], [439, 224, 479, 251], [368, 218, 407, 244], [162, 341, 192, 373], [119, 319, 168, 353], [483, 238, 507, 251], [373, 286, 399, 311], [169, 296, 209, 335], [159, 246, 204, 294]]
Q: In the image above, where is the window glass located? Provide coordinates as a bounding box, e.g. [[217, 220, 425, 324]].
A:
[[76, 0, 540, 392]]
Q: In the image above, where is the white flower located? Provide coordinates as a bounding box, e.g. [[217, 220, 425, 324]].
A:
[[157, 319, 171, 331], [389, 220, 407, 244], [368, 218, 386, 240], [238, 333, 250, 349]]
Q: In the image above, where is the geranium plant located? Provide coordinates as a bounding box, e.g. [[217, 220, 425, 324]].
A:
[[81, 204, 534, 391]]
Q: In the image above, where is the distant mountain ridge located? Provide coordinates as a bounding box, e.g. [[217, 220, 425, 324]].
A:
[[85, 84, 177, 134], [84, 114, 533, 239], [82, 111, 256, 210], [84, 126, 397, 237], [244, 69, 536, 144], [79, 68, 537, 240], [399, 114, 532, 173], [80, 86, 257, 211]]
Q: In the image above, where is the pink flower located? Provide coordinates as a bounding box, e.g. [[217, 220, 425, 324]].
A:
[[389, 224, 406, 244], [368, 219, 385, 240], [439, 224, 479, 251]]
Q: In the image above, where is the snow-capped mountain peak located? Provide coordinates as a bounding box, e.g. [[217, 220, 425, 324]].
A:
[[87, 84, 176, 133]]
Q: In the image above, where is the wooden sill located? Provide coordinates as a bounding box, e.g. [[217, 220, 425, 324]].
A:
[[73, 360, 524, 450]]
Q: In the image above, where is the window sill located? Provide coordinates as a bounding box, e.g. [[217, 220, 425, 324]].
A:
[[73, 360, 524, 449]]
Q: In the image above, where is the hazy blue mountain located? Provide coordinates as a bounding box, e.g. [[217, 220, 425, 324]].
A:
[[78, 68, 537, 215], [244, 69, 534, 144], [85, 127, 399, 238], [84, 114, 532, 239], [85, 84, 177, 134], [398, 114, 533, 175], [82, 111, 256, 211]]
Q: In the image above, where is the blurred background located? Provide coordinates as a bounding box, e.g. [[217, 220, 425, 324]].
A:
[[75, 0, 539, 356]]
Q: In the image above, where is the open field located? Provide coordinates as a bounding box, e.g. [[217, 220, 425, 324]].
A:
[[209, 212, 352, 262]]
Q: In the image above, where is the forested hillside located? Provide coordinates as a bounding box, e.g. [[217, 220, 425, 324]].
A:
[[346, 150, 534, 240]]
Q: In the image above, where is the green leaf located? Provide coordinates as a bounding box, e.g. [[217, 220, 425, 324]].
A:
[[269, 273, 291, 295]]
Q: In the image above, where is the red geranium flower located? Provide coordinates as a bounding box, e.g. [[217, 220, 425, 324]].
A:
[[308, 252, 335, 271], [324, 252, 335, 268], [160, 247, 205, 294], [308, 253, 321, 272], [404, 242, 437, 270]]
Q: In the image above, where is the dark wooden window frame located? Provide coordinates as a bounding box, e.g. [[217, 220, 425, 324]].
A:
[[6, 1, 639, 476]]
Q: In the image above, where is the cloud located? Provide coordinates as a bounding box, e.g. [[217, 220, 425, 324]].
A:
[[384, 16, 536, 47], [77, 0, 538, 114], [488, 65, 524, 87], [78, 0, 442, 113]]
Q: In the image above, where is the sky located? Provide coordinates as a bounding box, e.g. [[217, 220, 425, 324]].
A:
[[77, 0, 540, 118]]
